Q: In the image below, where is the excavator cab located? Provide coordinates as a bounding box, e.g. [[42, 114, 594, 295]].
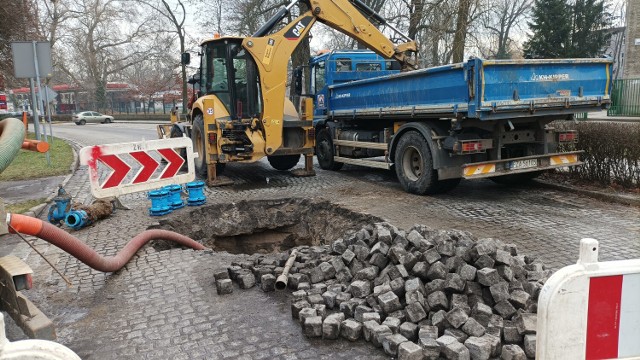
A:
[[197, 38, 262, 120]]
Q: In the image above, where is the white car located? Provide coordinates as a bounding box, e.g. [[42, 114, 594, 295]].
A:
[[73, 111, 114, 125]]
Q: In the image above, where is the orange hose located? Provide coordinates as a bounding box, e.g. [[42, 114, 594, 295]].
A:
[[8, 214, 205, 273], [8, 213, 43, 234]]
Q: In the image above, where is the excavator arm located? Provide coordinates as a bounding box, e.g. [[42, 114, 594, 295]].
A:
[[242, 0, 417, 154]]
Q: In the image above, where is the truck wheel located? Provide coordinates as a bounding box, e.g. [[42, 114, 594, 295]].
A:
[[267, 155, 301, 171], [316, 128, 343, 171], [394, 131, 439, 195], [490, 171, 543, 185], [191, 115, 207, 178]]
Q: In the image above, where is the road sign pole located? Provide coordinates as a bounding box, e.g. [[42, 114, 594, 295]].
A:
[[28, 78, 41, 140], [32, 41, 50, 165], [43, 85, 54, 145]]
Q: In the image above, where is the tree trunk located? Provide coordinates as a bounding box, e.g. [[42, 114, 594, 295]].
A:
[[408, 0, 424, 40], [452, 0, 472, 63]]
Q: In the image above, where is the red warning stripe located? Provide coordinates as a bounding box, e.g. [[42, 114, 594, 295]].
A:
[[586, 275, 623, 359]]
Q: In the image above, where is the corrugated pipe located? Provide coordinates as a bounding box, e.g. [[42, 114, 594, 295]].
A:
[[7, 213, 206, 272], [0, 118, 26, 174]]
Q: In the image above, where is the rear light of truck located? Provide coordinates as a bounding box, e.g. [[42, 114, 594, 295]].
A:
[[557, 131, 578, 143], [208, 133, 217, 144], [453, 139, 493, 155], [308, 127, 315, 139], [462, 142, 482, 152]]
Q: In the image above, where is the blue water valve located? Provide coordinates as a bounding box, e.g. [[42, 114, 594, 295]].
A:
[[163, 184, 185, 210], [186, 181, 206, 206], [148, 189, 172, 216], [48, 186, 72, 226]]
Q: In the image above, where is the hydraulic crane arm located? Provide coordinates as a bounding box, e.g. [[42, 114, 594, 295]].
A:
[[312, 0, 417, 68], [242, 0, 417, 154], [253, 0, 417, 69]]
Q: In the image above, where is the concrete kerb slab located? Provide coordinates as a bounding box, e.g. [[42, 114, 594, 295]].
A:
[[22, 140, 80, 219], [533, 179, 640, 208]]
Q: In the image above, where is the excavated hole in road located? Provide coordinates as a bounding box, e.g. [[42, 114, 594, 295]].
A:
[[151, 198, 383, 254]]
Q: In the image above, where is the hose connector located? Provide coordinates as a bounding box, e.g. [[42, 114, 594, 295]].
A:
[[64, 210, 90, 230]]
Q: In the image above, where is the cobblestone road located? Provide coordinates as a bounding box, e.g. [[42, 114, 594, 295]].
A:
[[2, 155, 639, 359]]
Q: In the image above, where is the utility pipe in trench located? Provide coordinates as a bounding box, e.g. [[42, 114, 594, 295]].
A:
[[7, 213, 206, 273]]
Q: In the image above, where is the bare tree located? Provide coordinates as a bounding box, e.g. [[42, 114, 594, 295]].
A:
[[478, 0, 532, 59], [140, 0, 189, 112], [0, 0, 41, 88], [56, 0, 170, 110], [125, 56, 176, 113]]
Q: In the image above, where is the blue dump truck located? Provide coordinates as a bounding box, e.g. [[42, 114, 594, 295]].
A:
[[292, 50, 612, 194]]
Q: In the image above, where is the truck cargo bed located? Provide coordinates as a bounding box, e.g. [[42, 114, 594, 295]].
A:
[[327, 58, 611, 121]]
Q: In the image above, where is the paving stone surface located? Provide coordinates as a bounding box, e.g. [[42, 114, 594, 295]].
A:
[[1, 138, 639, 358]]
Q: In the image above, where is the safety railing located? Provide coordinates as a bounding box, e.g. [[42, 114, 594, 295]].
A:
[[608, 79, 640, 117]]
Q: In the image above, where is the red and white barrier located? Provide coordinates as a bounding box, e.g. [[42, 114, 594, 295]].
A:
[[537, 238, 640, 359]]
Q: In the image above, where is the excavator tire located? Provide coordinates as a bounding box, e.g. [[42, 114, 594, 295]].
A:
[[169, 125, 187, 161], [267, 154, 301, 171], [191, 115, 207, 178]]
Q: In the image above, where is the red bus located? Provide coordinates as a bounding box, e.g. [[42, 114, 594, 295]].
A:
[[0, 94, 7, 113]]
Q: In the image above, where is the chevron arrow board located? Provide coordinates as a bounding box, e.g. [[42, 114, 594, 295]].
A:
[[79, 137, 196, 198]]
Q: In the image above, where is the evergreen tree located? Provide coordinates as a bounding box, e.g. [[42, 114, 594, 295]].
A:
[[524, 0, 572, 58], [525, 0, 612, 58], [569, 0, 611, 57]]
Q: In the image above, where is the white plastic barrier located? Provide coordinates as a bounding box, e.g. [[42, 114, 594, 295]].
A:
[[0, 313, 80, 359], [537, 238, 640, 359]]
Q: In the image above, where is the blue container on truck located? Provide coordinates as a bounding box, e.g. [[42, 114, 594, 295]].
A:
[[293, 50, 611, 195]]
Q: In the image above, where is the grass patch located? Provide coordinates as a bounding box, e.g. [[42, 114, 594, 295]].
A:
[[0, 133, 74, 181], [5, 198, 48, 214]]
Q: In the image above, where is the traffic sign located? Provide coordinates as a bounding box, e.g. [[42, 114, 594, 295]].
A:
[[79, 137, 195, 198]]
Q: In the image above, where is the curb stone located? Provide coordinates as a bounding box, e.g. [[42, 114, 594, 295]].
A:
[[533, 179, 640, 207], [23, 140, 80, 218]]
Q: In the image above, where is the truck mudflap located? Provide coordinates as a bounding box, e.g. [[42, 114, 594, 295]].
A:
[[462, 151, 583, 179]]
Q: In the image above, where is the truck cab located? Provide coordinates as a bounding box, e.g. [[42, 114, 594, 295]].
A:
[[307, 50, 400, 122]]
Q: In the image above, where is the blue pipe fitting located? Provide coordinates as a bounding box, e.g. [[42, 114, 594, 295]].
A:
[[48, 186, 72, 226], [148, 189, 172, 216], [65, 210, 91, 230], [163, 184, 185, 210], [186, 181, 206, 206]]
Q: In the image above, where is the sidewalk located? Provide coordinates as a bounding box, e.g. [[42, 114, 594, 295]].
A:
[[583, 110, 640, 122]]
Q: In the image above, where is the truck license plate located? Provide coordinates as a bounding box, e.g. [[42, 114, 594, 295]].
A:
[[510, 159, 537, 170]]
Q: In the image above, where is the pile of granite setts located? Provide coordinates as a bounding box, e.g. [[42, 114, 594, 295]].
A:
[[218, 222, 552, 360]]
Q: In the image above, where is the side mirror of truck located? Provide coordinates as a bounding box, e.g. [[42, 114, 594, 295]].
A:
[[181, 52, 191, 65]]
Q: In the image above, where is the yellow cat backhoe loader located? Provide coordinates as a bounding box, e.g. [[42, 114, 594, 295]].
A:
[[169, 0, 417, 185]]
